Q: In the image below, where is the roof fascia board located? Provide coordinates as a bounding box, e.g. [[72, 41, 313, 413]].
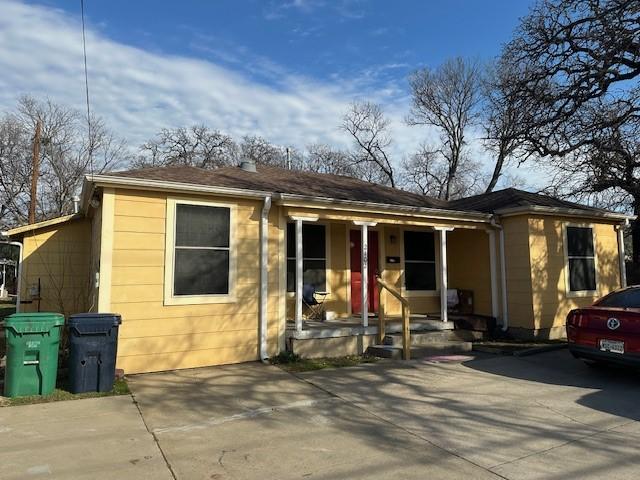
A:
[[496, 205, 635, 221], [87, 174, 271, 200], [278, 193, 492, 223], [3, 213, 83, 237]]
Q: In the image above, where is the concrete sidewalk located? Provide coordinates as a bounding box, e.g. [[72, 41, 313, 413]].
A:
[[0, 396, 172, 480]]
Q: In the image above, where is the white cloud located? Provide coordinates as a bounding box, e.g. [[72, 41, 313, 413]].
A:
[[0, 0, 538, 189], [0, 0, 427, 158]]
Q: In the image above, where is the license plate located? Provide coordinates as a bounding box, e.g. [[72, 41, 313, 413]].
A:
[[600, 339, 625, 354]]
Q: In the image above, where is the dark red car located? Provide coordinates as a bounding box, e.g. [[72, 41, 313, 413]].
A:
[[566, 286, 640, 368]]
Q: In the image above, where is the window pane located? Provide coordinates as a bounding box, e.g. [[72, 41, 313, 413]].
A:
[[174, 249, 229, 295], [286, 223, 295, 258], [405, 262, 436, 291], [597, 288, 640, 308], [176, 204, 230, 248], [286, 259, 326, 292], [303, 224, 326, 258], [404, 231, 435, 261], [567, 227, 594, 257], [569, 257, 596, 292], [303, 259, 326, 291], [287, 258, 295, 293]]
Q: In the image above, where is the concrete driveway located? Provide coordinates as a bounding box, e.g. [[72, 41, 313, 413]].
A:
[[127, 350, 640, 480], [1, 350, 638, 479]]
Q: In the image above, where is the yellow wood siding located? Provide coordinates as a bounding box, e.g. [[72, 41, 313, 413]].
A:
[[110, 188, 281, 374], [447, 228, 492, 316], [502, 216, 535, 328], [528, 216, 621, 330], [19, 218, 91, 316]]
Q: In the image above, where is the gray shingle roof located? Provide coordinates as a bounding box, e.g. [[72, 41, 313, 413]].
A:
[[108, 165, 616, 217]]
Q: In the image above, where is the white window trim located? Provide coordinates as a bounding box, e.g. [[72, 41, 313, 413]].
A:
[[285, 222, 330, 296], [164, 197, 237, 305], [401, 228, 440, 297], [563, 222, 599, 298]]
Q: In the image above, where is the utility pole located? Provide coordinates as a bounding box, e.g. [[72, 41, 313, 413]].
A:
[[28, 120, 42, 224]]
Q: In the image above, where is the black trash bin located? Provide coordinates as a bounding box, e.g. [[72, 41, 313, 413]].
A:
[[68, 313, 122, 394]]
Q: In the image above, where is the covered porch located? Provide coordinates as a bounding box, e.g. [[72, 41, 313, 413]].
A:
[[281, 204, 504, 358]]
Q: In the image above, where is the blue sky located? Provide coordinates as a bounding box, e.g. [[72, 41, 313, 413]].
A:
[[0, 0, 535, 183]]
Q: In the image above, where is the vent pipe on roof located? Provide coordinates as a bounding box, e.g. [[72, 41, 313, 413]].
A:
[[72, 195, 81, 214], [240, 159, 257, 172]]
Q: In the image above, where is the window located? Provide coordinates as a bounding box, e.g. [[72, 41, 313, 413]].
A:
[[566, 226, 596, 293], [286, 223, 326, 292], [166, 201, 233, 303], [403, 231, 436, 291], [596, 287, 640, 308]]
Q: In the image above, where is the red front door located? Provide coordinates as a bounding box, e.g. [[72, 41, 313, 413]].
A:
[[350, 230, 379, 314]]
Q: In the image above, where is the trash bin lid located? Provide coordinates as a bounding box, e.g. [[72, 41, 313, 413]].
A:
[[5, 312, 65, 333], [68, 313, 121, 334]]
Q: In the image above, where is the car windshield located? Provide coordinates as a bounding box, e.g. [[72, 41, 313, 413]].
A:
[[597, 288, 640, 308]]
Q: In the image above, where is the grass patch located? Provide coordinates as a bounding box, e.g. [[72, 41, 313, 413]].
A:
[[271, 352, 378, 373], [0, 378, 130, 407]]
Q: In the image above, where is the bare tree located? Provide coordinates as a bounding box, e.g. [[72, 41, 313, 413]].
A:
[[500, 0, 640, 260], [135, 125, 237, 169], [304, 144, 355, 175], [341, 101, 396, 187], [401, 144, 485, 199], [239, 135, 289, 167], [407, 57, 482, 199], [482, 61, 530, 192], [0, 96, 126, 228]]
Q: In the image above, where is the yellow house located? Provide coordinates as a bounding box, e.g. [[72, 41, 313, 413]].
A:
[[3, 162, 632, 374]]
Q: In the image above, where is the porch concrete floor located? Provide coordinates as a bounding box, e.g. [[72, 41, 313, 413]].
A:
[[127, 349, 640, 480], [286, 314, 454, 340]]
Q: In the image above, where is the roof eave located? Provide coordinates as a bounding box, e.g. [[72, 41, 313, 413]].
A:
[[495, 205, 635, 222], [2, 213, 83, 237], [277, 193, 493, 222], [85, 173, 273, 200]]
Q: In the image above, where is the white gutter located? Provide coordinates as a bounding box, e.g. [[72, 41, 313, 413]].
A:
[[259, 195, 272, 361], [490, 217, 509, 331], [278, 193, 492, 223], [86, 174, 272, 200], [0, 240, 23, 313], [496, 205, 635, 222]]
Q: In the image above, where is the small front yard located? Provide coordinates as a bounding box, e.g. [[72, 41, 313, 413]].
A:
[[0, 378, 130, 407]]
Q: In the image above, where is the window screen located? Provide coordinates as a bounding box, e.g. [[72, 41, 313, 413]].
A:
[[173, 204, 230, 296], [286, 223, 326, 292], [404, 231, 436, 291], [566, 226, 596, 292]]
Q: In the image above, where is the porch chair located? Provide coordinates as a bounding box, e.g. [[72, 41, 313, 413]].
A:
[[302, 284, 329, 321]]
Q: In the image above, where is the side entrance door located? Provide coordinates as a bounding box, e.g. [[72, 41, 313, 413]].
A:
[[350, 229, 379, 315]]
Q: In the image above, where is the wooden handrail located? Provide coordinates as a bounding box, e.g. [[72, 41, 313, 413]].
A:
[[375, 275, 411, 360]]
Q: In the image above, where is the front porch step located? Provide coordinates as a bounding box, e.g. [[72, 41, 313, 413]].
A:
[[367, 341, 473, 359], [382, 330, 482, 347]]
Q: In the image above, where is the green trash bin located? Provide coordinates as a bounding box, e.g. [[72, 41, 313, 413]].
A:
[[3, 313, 65, 397]]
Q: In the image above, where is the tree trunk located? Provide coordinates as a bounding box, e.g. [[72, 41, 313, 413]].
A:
[[486, 151, 505, 193]]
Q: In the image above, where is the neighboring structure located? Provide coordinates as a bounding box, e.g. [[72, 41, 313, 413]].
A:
[[3, 163, 632, 373]]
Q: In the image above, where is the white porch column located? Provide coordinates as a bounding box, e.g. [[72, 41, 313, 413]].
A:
[[436, 227, 453, 323], [487, 229, 499, 319], [617, 223, 627, 288], [295, 218, 303, 332], [353, 221, 377, 328], [289, 216, 319, 332]]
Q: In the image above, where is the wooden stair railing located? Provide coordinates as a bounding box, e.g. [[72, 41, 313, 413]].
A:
[[375, 275, 411, 360]]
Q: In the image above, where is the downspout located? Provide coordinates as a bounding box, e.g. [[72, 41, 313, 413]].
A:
[[0, 239, 23, 313], [617, 219, 629, 288], [490, 217, 509, 331], [259, 195, 272, 362]]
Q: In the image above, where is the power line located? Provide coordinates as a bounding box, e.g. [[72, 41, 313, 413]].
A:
[[80, 0, 94, 176]]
